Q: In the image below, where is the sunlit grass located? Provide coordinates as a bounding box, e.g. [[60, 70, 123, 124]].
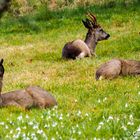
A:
[[0, 1, 140, 139]]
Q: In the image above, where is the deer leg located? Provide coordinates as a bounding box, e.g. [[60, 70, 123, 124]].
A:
[[93, 52, 97, 57], [76, 52, 85, 59], [4, 101, 23, 108]]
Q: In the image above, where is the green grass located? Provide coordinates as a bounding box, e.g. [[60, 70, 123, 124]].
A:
[[0, 1, 140, 139]]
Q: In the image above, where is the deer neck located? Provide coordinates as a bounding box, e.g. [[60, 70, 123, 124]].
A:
[[0, 77, 3, 104], [84, 31, 97, 55]]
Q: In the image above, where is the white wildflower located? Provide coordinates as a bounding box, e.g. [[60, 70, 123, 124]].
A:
[[17, 115, 23, 121], [93, 138, 97, 140], [10, 121, 14, 125], [10, 130, 13, 134], [77, 110, 82, 116], [74, 99, 78, 103], [51, 137, 55, 140], [78, 131, 82, 135], [5, 135, 10, 138], [53, 106, 58, 109], [103, 97, 107, 102], [108, 116, 113, 120], [26, 137, 30, 140], [44, 124, 48, 128], [33, 137, 38, 140], [22, 133, 26, 137], [127, 122, 134, 126], [48, 116, 51, 119], [66, 113, 70, 117], [125, 103, 128, 108], [129, 114, 133, 120], [89, 117, 91, 121], [99, 122, 104, 125], [16, 127, 21, 131], [96, 125, 102, 131], [0, 122, 4, 125], [97, 99, 101, 103], [26, 115, 29, 119], [107, 116, 113, 122], [134, 126, 140, 137], [59, 116, 63, 120], [28, 121, 33, 125], [136, 125, 140, 132], [37, 129, 43, 134], [33, 124, 38, 129], [85, 113, 89, 117], [121, 125, 127, 131], [31, 133, 36, 137], [52, 122, 57, 127], [5, 125, 9, 129]]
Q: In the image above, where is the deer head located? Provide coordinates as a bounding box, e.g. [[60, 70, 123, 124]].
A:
[[0, 59, 4, 78], [0, 59, 4, 104], [82, 12, 110, 43]]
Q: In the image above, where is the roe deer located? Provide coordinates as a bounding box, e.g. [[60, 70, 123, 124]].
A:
[[96, 59, 140, 80], [0, 59, 57, 109], [62, 13, 110, 59]]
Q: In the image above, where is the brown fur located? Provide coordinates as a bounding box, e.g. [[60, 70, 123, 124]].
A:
[[0, 59, 57, 109], [96, 59, 140, 80], [1, 86, 57, 109]]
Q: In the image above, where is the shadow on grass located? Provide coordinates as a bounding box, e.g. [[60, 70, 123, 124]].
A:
[[32, 52, 63, 63]]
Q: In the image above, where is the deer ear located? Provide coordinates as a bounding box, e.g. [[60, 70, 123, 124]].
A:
[[0, 59, 4, 65], [82, 19, 90, 29]]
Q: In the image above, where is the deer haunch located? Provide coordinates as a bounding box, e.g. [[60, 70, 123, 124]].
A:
[[96, 59, 140, 80], [62, 40, 91, 59]]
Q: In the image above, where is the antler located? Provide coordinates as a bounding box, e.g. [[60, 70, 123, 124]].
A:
[[87, 12, 97, 24], [82, 12, 100, 29], [87, 12, 100, 28]]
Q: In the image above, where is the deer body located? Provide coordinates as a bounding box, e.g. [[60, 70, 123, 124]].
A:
[[62, 39, 91, 59], [1, 86, 57, 109], [62, 13, 110, 59], [96, 59, 140, 80], [0, 59, 57, 109]]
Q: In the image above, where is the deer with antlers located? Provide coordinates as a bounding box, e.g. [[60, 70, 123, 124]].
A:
[[96, 59, 140, 80], [62, 13, 110, 59], [0, 59, 57, 109]]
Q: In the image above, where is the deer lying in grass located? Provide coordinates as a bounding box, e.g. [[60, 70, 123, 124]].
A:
[[96, 59, 140, 80], [62, 13, 110, 59], [0, 59, 57, 109]]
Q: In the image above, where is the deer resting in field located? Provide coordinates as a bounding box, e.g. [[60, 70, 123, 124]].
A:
[[96, 59, 140, 80], [62, 13, 110, 59], [0, 59, 57, 109]]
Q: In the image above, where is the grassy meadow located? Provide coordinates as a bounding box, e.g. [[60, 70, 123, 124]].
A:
[[0, 0, 140, 139]]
